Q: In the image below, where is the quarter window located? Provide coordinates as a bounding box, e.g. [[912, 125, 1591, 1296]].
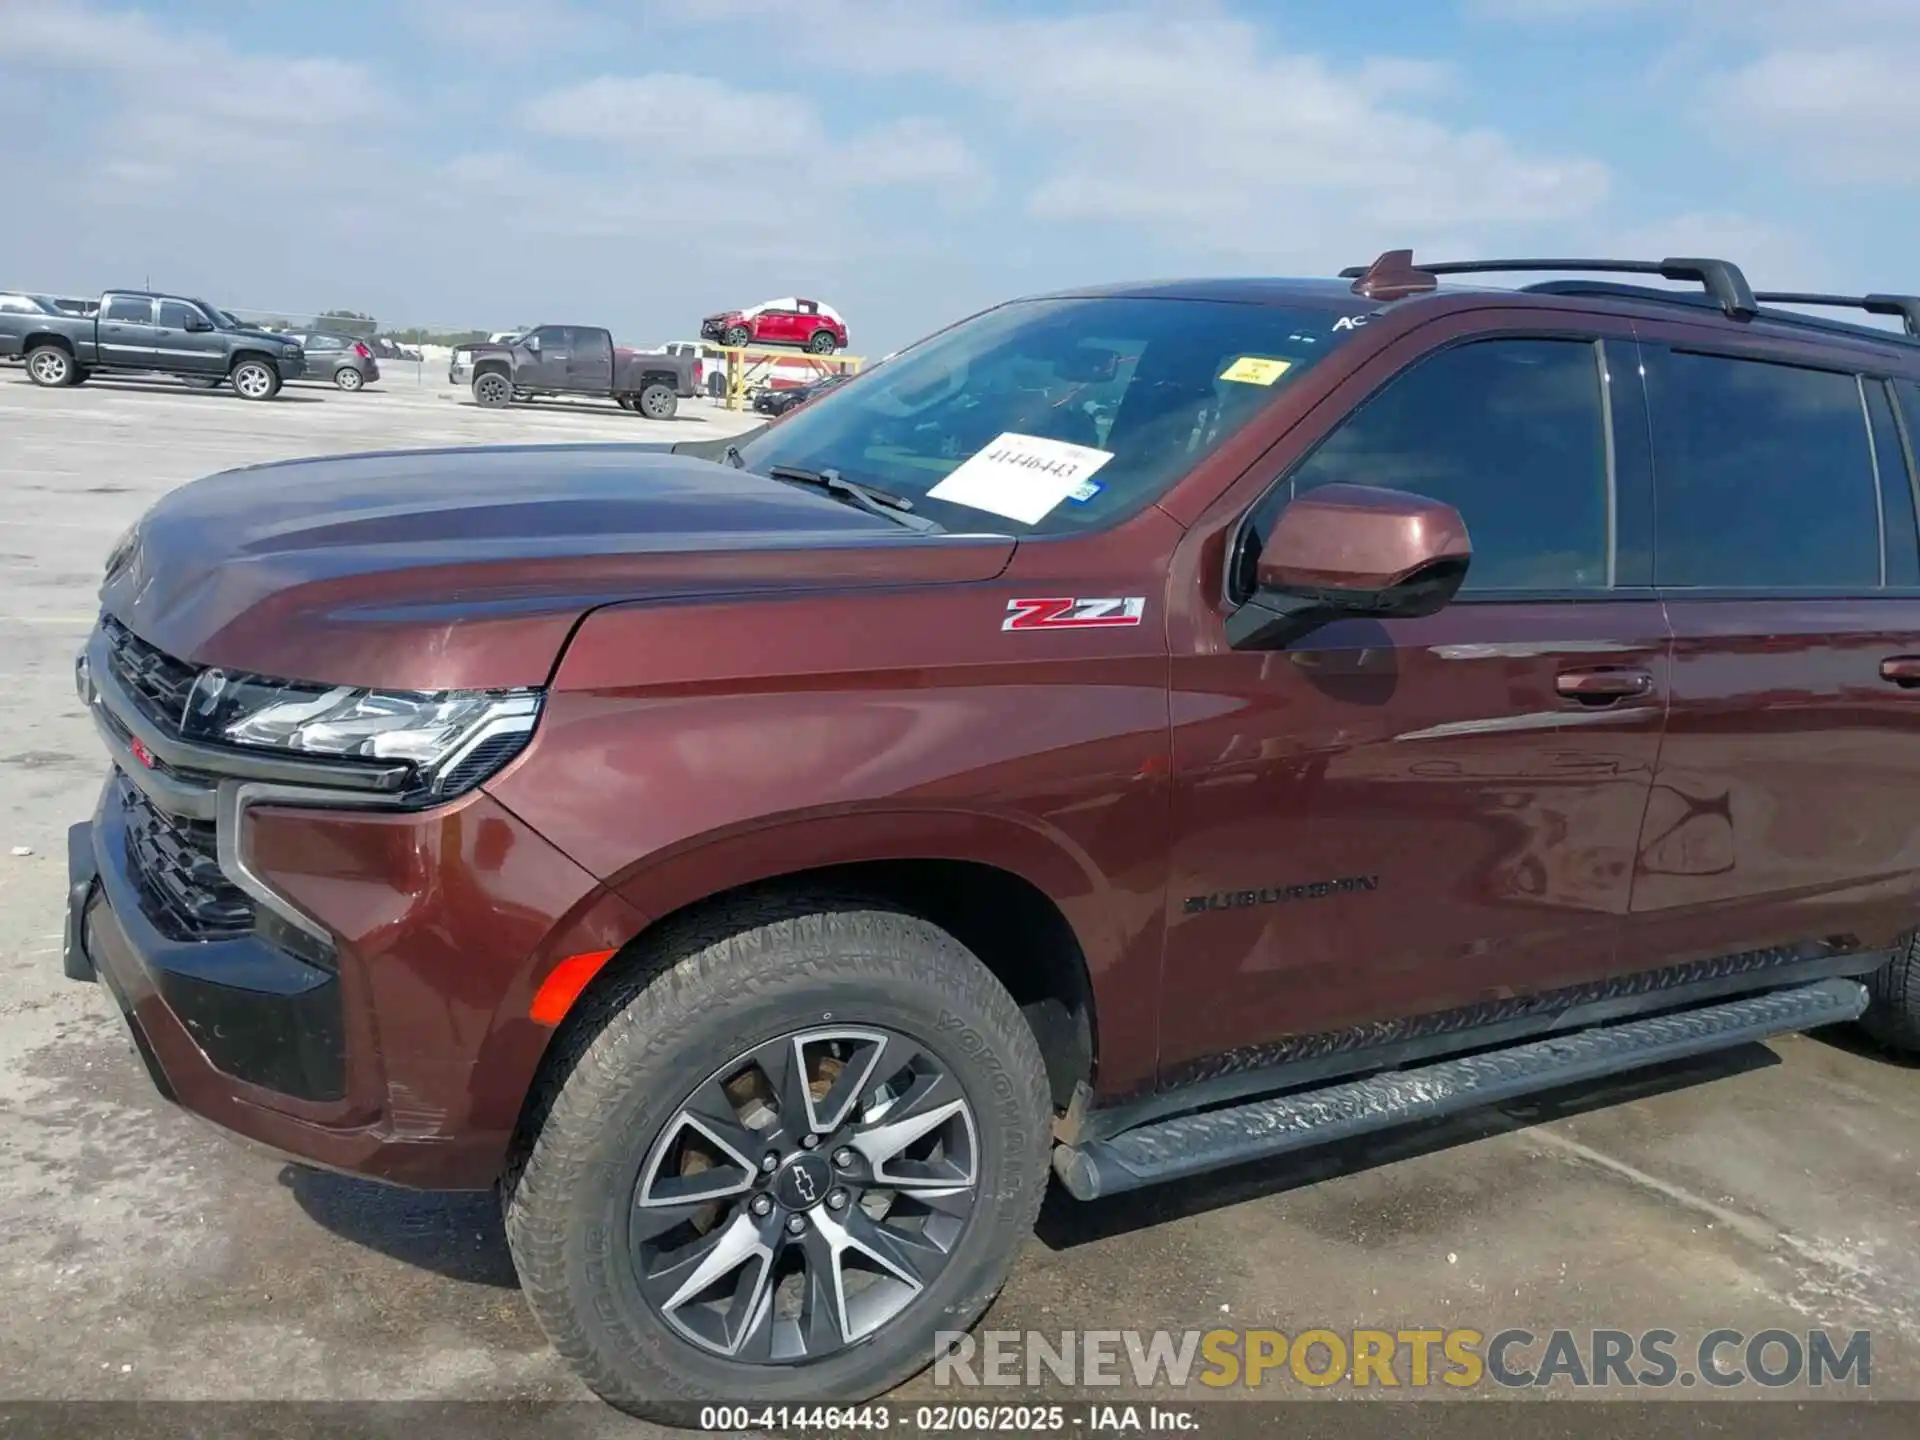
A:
[[1272, 338, 1611, 592], [1647, 351, 1879, 589]]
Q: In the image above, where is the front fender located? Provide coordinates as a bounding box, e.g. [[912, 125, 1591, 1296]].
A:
[[484, 586, 1176, 1095]]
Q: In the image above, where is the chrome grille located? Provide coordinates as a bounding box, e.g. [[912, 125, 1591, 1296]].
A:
[[102, 615, 199, 733]]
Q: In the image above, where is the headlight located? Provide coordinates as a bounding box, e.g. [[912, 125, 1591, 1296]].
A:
[[281, 343, 301, 357], [102, 523, 139, 580], [182, 671, 542, 800]]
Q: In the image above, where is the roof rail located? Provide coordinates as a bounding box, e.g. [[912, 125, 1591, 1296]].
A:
[[1753, 291, 1920, 339], [1340, 250, 1758, 319]]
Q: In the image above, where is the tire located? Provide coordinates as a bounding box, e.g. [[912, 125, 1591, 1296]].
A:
[[723, 325, 751, 348], [231, 359, 280, 401], [334, 367, 364, 392], [706, 372, 726, 399], [1863, 934, 1920, 1052], [637, 382, 678, 420], [473, 370, 512, 408], [503, 896, 1051, 1420], [25, 345, 74, 388], [806, 331, 838, 355]]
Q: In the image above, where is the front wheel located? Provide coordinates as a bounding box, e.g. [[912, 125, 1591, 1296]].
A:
[[637, 382, 677, 420], [473, 370, 512, 407], [503, 899, 1051, 1420], [25, 346, 74, 387], [231, 359, 280, 400], [723, 325, 751, 348]]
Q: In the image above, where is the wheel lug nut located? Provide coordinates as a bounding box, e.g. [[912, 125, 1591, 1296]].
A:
[[827, 1189, 848, 1211], [786, 1214, 807, 1236], [801, 1134, 819, 1150], [750, 1194, 773, 1217], [832, 1148, 854, 1168], [760, 1153, 779, 1173]]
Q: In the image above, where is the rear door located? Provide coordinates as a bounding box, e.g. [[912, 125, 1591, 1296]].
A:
[[567, 327, 614, 391], [153, 299, 224, 376], [1160, 314, 1671, 1080], [1628, 336, 1920, 970], [96, 294, 157, 368]]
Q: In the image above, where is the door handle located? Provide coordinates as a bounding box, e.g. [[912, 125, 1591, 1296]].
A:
[[1880, 656, 1920, 687], [1555, 668, 1654, 703]]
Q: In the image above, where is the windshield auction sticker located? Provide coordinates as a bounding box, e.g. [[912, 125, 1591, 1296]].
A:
[[927, 432, 1115, 525], [1219, 356, 1293, 385]]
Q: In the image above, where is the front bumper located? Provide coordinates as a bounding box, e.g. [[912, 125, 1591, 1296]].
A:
[[449, 362, 469, 385], [275, 354, 306, 380], [67, 619, 647, 1189]]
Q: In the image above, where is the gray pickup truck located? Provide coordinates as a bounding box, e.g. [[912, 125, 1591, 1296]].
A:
[[462, 325, 696, 418], [0, 290, 306, 399]]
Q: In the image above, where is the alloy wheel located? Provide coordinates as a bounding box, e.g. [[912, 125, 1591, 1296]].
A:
[[629, 1025, 978, 1364], [29, 351, 70, 385], [233, 365, 272, 399], [336, 367, 363, 391]]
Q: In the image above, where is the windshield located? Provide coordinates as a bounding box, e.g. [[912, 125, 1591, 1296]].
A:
[[734, 295, 1368, 535]]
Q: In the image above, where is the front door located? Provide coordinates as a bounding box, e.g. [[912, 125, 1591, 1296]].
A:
[[153, 299, 225, 376], [1627, 336, 1920, 970], [96, 294, 157, 368], [1160, 323, 1670, 1083], [520, 326, 570, 388]]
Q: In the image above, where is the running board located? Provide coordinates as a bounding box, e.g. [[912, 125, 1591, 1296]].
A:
[[1052, 979, 1867, 1201]]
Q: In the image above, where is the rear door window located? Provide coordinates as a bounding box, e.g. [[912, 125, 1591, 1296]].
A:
[[1646, 351, 1880, 588], [102, 296, 154, 324], [1270, 337, 1612, 592]]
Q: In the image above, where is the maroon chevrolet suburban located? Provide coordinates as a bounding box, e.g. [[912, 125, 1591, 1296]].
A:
[[64, 251, 1920, 1417]]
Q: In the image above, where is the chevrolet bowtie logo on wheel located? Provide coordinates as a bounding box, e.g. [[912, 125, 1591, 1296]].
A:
[[792, 1167, 818, 1204]]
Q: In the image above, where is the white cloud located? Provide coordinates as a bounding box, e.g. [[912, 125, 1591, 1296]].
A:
[[1704, 46, 1920, 183], [400, 0, 606, 60], [711, 1, 1611, 261], [1477, 0, 1920, 185]]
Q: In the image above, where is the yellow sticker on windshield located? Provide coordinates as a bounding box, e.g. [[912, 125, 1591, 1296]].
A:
[[1219, 356, 1293, 386]]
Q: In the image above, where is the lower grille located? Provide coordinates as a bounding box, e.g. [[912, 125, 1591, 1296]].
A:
[[118, 777, 253, 939]]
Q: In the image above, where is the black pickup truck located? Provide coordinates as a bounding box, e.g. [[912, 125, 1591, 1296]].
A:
[[0, 291, 305, 399], [463, 325, 695, 418]]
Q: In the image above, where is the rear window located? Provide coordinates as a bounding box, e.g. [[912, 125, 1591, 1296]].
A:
[[102, 296, 152, 323], [735, 295, 1369, 535]]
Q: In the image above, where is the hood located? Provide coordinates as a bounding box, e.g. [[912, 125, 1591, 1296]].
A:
[[102, 445, 1015, 690]]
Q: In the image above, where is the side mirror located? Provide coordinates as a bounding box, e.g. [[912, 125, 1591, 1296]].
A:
[[185, 316, 214, 332], [1226, 484, 1472, 650], [523, 334, 540, 352]]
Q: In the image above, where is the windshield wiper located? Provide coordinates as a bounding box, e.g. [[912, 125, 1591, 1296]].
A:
[[766, 465, 942, 534]]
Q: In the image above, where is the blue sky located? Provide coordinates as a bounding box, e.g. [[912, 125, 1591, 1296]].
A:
[[1, 0, 1914, 352]]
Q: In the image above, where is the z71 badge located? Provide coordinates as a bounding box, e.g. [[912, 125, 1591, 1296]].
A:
[[1002, 597, 1147, 631]]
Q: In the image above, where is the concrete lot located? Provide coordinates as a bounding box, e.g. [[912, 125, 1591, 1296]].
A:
[[1, 363, 1918, 1432]]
